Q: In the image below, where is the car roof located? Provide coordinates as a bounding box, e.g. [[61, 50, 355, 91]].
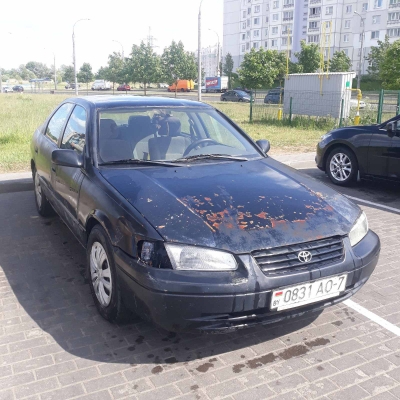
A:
[[70, 95, 212, 109]]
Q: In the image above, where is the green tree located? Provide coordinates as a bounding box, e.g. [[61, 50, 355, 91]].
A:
[[77, 62, 94, 94], [295, 41, 320, 73], [367, 35, 391, 79], [223, 53, 234, 89], [380, 40, 400, 89], [104, 52, 126, 93], [25, 61, 51, 78], [237, 48, 279, 90], [95, 66, 109, 79], [60, 65, 75, 83], [161, 41, 198, 96], [126, 42, 160, 95], [329, 51, 352, 72]]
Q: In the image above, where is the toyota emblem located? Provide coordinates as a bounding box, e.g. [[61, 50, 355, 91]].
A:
[[298, 251, 312, 263]]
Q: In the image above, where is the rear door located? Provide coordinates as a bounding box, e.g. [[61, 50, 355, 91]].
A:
[[35, 103, 74, 194], [387, 121, 400, 179]]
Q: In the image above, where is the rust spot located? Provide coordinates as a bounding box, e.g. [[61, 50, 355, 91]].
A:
[[204, 197, 212, 201], [158, 225, 165, 229], [271, 219, 287, 228], [255, 211, 268, 219], [213, 223, 220, 229]]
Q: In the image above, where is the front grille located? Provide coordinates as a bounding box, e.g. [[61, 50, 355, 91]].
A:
[[252, 236, 344, 275]]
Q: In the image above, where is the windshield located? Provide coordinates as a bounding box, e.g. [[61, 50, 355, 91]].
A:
[[235, 91, 249, 97], [97, 107, 261, 164]]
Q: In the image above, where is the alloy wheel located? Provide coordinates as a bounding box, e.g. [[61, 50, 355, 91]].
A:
[[90, 242, 112, 307], [330, 153, 352, 182]]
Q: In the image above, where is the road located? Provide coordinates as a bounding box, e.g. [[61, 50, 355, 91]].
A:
[[1, 158, 400, 399]]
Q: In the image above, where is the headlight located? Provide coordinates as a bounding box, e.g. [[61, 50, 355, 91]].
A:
[[165, 244, 237, 271], [349, 211, 368, 247]]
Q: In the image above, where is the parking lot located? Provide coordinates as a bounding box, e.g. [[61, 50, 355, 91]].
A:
[[1, 156, 400, 400]]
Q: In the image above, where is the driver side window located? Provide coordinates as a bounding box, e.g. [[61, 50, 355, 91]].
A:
[[61, 105, 87, 154]]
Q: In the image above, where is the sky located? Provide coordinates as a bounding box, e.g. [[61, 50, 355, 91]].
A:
[[1, 0, 224, 72]]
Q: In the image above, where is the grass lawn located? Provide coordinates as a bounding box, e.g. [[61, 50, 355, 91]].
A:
[[0, 94, 325, 173]]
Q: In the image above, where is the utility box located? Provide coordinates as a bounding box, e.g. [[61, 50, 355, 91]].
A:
[[283, 72, 356, 119]]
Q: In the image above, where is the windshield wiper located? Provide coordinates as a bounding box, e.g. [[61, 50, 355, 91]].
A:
[[173, 154, 248, 163], [99, 159, 182, 167]]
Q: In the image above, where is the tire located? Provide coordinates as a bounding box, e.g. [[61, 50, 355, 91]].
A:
[[180, 88, 185, 92], [33, 167, 54, 217], [87, 225, 128, 322], [326, 147, 358, 186], [238, 98, 243, 102]]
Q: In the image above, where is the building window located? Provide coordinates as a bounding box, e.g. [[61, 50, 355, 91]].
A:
[[246, 42, 250, 50], [283, 0, 294, 5], [345, 20, 351, 28], [343, 48, 349, 56], [362, 3, 368, 11], [308, 35, 319, 43], [265, 41, 268, 47], [273, 13, 279, 20], [271, 39, 278, 47], [310, 7, 321, 15], [371, 30, 380, 38], [283, 11, 294, 19], [254, 17, 260, 24], [266, 16, 269, 22], [388, 27, 400, 36], [282, 24, 293, 34], [325, 21, 331, 28], [247, 31, 251, 38], [282, 37, 292, 45], [242, 44, 246, 52], [255, 5, 260, 12], [248, 7, 251, 14], [242, 33, 246, 40], [324, 49, 328, 57], [390, 0, 400, 4], [372, 15, 381, 23], [265, 28, 268, 35], [346, 5, 352, 13], [273, 0, 279, 8], [325, 34, 330, 42], [243, 10, 246, 18], [242, 22, 247, 29], [253, 42, 259, 48], [309, 21, 318, 28], [359, 33, 363, 41], [254, 29, 260, 37], [389, 12, 400, 20], [343, 34, 349, 42], [374, 0, 382, 7], [326, 6, 333, 14], [272, 26, 279, 34]]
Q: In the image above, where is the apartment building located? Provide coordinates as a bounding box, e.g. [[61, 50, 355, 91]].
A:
[[201, 44, 222, 77], [223, 0, 400, 74]]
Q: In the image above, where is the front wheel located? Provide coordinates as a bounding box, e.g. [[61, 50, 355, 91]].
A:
[[87, 226, 129, 322], [326, 147, 358, 186]]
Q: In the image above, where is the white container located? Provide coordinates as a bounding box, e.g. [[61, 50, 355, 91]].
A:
[[283, 72, 356, 119]]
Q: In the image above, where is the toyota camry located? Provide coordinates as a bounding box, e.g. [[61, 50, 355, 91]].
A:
[[31, 96, 380, 332]]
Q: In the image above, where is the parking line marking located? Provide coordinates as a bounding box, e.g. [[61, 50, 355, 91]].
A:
[[344, 299, 400, 337], [345, 196, 400, 214]]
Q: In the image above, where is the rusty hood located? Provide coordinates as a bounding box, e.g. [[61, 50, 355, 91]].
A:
[[100, 158, 361, 253]]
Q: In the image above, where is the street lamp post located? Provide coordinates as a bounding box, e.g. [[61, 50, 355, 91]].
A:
[[198, 0, 204, 101], [44, 49, 57, 91], [354, 12, 365, 90], [112, 40, 124, 59], [72, 18, 89, 96], [208, 29, 220, 77]]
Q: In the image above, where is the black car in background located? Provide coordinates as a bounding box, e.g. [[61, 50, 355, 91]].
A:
[[316, 115, 400, 186], [12, 85, 24, 92], [264, 87, 284, 104], [31, 95, 379, 332], [221, 90, 252, 103]]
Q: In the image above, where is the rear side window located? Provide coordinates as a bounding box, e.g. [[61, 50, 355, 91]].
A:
[[61, 105, 87, 154], [46, 103, 74, 144]]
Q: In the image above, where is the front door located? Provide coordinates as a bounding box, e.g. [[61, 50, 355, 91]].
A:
[[388, 121, 400, 179], [366, 127, 394, 178], [54, 105, 87, 237]]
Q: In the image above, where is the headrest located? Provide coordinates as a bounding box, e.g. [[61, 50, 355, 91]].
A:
[[158, 117, 181, 137], [100, 119, 118, 139]]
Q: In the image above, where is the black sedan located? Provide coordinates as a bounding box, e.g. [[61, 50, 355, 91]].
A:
[[31, 96, 379, 332], [221, 90, 252, 103], [13, 85, 24, 92], [316, 116, 400, 186]]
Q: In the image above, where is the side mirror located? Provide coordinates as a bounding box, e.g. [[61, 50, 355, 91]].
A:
[[256, 139, 270, 154], [387, 122, 396, 138], [52, 149, 83, 168]]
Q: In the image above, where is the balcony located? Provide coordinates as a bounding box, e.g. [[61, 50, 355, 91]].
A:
[[389, 2, 400, 6], [309, 13, 321, 18], [310, 0, 321, 3], [283, 17, 294, 21], [308, 27, 320, 32], [283, 3, 294, 7], [388, 19, 400, 24]]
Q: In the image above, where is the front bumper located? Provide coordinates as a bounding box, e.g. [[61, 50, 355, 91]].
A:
[[115, 230, 380, 332], [315, 142, 326, 171]]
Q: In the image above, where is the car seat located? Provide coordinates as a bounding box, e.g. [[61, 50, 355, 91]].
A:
[[99, 119, 133, 162]]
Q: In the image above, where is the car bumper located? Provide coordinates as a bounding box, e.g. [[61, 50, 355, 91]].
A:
[[115, 231, 380, 333], [315, 141, 326, 171]]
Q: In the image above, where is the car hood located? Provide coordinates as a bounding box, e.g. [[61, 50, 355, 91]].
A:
[[100, 158, 360, 253]]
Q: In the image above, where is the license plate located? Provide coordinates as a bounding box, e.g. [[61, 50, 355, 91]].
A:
[[270, 274, 347, 311]]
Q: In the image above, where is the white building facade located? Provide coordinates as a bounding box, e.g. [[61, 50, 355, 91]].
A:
[[201, 44, 222, 77], [223, 0, 400, 74]]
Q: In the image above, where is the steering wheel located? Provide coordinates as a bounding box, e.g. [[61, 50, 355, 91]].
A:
[[183, 138, 219, 157]]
